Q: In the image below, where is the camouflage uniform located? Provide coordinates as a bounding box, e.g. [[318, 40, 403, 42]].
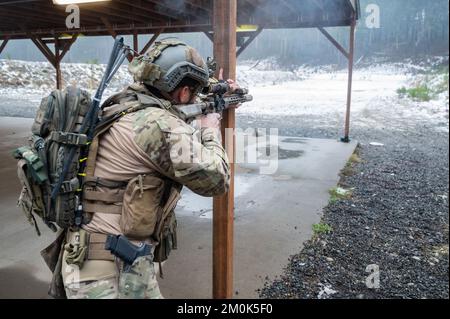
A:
[[61, 38, 228, 299], [64, 255, 163, 299], [62, 91, 230, 299]]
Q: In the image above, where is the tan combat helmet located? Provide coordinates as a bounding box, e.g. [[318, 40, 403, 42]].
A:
[[128, 38, 210, 95]]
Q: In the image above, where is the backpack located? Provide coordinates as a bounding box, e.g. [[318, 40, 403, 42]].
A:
[[14, 86, 92, 234], [14, 84, 180, 267]]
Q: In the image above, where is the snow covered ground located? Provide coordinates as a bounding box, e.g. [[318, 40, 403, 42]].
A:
[[0, 58, 448, 132], [237, 59, 449, 132]]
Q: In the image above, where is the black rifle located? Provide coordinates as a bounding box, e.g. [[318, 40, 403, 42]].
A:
[[51, 37, 130, 226], [173, 82, 253, 122]]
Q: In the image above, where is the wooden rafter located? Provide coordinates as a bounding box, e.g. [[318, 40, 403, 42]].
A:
[[0, 37, 9, 55], [115, 0, 175, 22], [30, 34, 78, 89], [146, 0, 197, 20], [101, 16, 117, 38], [30, 37, 56, 67], [139, 29, 164, 55], [101, 17, 134, 62], [318, 27, 349, 59], [129, 0, 184, 21], [185, 0, 211, 13], [59, 35, 78, 61], [24, 2, 103, 25], [203, 31, 214, 42], [87, 6, 148, 24], [236, 27, 263, 57]]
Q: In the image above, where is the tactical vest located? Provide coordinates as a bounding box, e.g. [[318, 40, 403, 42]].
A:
[[82, 84, 182, 264]]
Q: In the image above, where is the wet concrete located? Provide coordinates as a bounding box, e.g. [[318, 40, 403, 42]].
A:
[[158, 131, 358, 298], [0, 116, 357, 299], [0, 117, 55, 299]]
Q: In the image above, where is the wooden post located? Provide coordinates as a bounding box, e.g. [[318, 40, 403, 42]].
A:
[[212, 0, 237, 299], [139, 29, 163, 55], [133, 31, 138, 56], [236, 27, 263, 58], [0, 38, 9, 55], [342, 17, 356, 143], [55, 38, 62, 89], [31, 36, 77, 90]]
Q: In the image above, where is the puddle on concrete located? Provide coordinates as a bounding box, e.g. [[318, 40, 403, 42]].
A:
[[281, 138, 308, 144], [277, 147, 304, 160], [198, 209, 212, 219], [259, 146, 304, 160]]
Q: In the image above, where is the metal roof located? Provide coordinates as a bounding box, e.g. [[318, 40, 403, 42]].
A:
[[0, 0, 359, 40]]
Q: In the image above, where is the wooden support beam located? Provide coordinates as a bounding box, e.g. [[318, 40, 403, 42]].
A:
[[342, 17, 356, 142], [1, 7, 68, 25], [101, 17, 133, 62], [318, 27, 349, 59], [212, 0, 236, 300], [139, 29, 163, 55], [59, 35, 78, 62], [185, 0, 211, 13], [101, 16, 117, 38], [86, 6, 148, 24], [236, 27, 263, 57], [30, 37, 56, 67], [55, 38, 62, 89], [31, 35, 78, 89], [133, 32, 138, 56], [0, 38, 9, 55], [203, 31, 214, 42]]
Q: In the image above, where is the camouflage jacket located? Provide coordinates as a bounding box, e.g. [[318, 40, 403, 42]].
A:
[[132, 105, 231, 196], [95, 84, 231, 197]]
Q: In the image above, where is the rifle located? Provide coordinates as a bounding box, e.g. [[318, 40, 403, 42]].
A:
[[173, 81, 253, 122]]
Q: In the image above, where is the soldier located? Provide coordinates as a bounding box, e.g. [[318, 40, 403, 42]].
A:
[[59, 38, 238, 299]]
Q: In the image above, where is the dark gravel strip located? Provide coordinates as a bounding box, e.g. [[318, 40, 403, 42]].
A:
[[236, 114, 449, 299]]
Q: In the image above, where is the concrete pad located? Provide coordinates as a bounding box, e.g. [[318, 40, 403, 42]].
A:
[[159, 132, 358, 298], [0, 117, 357, 299]]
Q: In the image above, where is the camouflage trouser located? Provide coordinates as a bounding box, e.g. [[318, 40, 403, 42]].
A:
[[64, 255, 163, 299]]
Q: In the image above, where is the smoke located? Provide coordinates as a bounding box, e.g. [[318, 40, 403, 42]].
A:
[[156, 0, 187, 16]]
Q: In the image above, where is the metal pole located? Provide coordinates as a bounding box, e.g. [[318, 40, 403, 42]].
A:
[[342, 17, 356, 143], [212, 0, 236, 299]]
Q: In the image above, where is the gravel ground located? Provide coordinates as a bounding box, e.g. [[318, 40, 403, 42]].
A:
[[239, 114, 449, 299]]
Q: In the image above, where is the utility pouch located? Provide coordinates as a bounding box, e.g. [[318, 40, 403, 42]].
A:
[[153, 186, 181, 264], [120, 174, 165, 239], [16, 158, 47, 236], [64, 229, 88, 268]]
